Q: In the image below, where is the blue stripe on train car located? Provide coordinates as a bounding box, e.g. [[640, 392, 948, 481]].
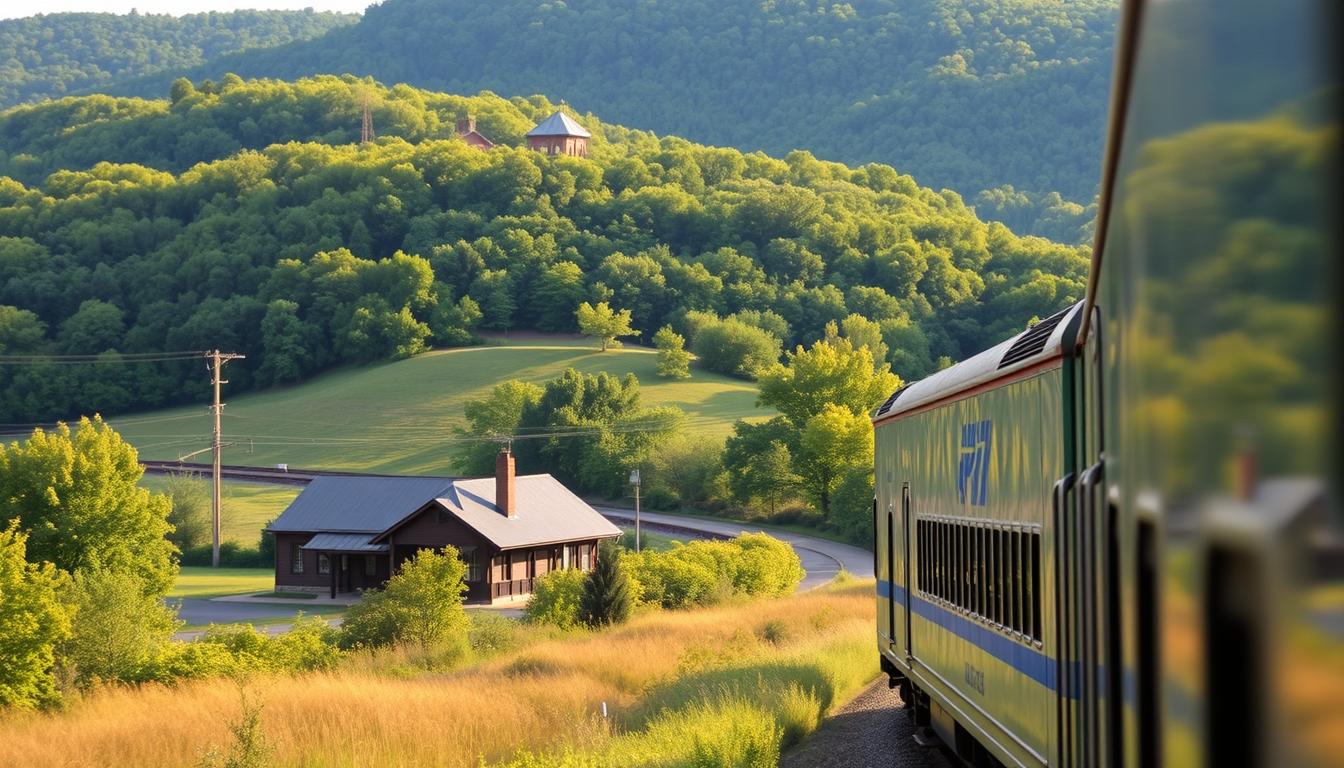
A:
[[878, 580, 1057, 690]]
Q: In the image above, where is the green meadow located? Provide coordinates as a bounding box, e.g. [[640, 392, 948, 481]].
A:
[[113, 342, 768, 476]]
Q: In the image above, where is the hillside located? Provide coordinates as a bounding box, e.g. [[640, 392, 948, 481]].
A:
[[0, 77, 1088, 426], [0, 10, 357, 108], [111, 341, 765, 475], [105, 0, 1117, 230]]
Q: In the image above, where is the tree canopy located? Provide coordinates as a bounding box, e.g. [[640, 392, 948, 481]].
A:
[[0, 10, 355, 108], [40, 0, 1117, 236], [0, 78, 1089, 425]]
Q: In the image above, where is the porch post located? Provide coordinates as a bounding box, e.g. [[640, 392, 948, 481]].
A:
[[329, 553, 336, 599]]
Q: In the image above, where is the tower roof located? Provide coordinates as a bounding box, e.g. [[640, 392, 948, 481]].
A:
[[526, 111, 592, 138]]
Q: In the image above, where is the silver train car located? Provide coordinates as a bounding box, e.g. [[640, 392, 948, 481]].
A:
[[872, 0, 1342, 765]]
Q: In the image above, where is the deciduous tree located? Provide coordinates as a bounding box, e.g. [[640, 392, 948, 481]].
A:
[[575, 301, 637, 352]]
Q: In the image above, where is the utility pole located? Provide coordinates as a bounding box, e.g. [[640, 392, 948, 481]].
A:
[[629, 468, 642, 552], [208, 349, 245, 568], [360, 93, 375, 145]]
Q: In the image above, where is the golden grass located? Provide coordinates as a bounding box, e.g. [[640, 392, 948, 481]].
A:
[[0, 582, 878, 768]]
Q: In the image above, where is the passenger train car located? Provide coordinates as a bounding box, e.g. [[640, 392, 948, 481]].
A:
[[872, 0, 1342, 766]]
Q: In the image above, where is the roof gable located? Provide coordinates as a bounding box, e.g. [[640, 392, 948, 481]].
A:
[[526, 111, 592, 138], [383, 474, 621, 549]]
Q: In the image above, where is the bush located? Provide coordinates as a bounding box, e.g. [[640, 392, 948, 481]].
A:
[[0, 523, 70, 710], [643, 485, 680, 511], [830, 467, 875, 545], [622, 534, 805, 610], [468, 612, 524, 658], [732, 533, 805, 597], [338, 548, 468, 651], [687, 313, 781, 379], [523, 568, 586, 630], [60, 568, 182, 687]]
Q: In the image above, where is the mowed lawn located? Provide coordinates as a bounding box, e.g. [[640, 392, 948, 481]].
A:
[[140, 476, 300, 545], [167, 566, 274, 598], [112, 342, 766, 476]]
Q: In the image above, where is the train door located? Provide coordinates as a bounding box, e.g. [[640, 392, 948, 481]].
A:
[[1071, 305, 1122, 768]]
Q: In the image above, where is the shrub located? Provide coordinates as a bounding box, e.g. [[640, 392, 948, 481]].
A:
[[338, 548, 468, 651], [643, 485, 680, 511], [622, 534, 805, 610], [653, 325, 691, 379], [179, 542, 269, 568], [688, 314, 781, 379], [732, 533, 805, 596], [60, 568, 182, 687], [579, 541, 632, 628], [197, 687, 272, 768], [468, 612, 524, 658], [624, 549, 719, 609], [523, 568, 586, 630]]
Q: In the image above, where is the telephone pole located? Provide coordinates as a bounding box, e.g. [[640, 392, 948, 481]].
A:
[[360, 93, 375, 145], [208, 349, 245, 568]]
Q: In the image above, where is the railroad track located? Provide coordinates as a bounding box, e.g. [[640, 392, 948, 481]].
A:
[[138, 460, 419, 486]]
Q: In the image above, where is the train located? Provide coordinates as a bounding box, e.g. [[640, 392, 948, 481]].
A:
[[871, 0, 1342, 766]]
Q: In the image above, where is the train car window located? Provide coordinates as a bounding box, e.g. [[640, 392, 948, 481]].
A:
[[1009, 529, 1020, 634], [1030, 531, 1041, 641], [978, 525, 987, 618], [939, 520, 948, 602], [997, 528, 1008, 627]]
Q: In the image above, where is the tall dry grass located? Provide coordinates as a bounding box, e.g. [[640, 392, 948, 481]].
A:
[[0, 581, 877, 767]]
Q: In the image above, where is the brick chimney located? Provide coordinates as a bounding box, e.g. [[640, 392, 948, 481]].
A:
[[456, 115, 476, 135], [496, 448, 516, 518]]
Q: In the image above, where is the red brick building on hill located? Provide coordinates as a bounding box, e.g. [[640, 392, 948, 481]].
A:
[[455, 115, 494, 150], [525, 110, 591, 158], [267, 450, 621, 602]]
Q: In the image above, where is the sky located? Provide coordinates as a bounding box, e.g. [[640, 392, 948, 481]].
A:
[[0, 1, 371, 19]]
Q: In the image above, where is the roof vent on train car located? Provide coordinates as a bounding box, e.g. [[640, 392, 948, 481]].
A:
[[875, 385, 908, 417], [997, 306, 1071, 369]]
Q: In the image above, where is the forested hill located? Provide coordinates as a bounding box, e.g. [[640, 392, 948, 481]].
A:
[[101, 0, 1117, 233], [0, 10, 356, 108], [0, 77, 1088, 423]]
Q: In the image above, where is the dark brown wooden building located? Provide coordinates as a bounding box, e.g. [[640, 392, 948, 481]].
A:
[[267, 451, 620, 603], [525, 110, 591, 158], [455, 115, 494, 150]]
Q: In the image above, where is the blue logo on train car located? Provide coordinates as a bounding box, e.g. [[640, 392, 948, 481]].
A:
[[958, 420, 993, 506]]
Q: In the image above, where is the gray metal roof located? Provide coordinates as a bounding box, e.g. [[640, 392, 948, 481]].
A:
[[302, 533, 388, 553], [268, 475, 455, 533], [526, 111, 592, 138], [269, 472, 620, 551], [419, 474, 621, 550]]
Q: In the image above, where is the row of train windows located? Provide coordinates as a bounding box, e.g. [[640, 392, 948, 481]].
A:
[[915, 518, 1042, 642]]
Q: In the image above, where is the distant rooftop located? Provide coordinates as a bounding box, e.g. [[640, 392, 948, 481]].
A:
[[526, 111, 592, 138]]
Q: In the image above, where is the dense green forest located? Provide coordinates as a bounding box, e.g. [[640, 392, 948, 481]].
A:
[[13, 0, 1115, 240], [0, 10, 356, 108], [0, 76, 1088, 424]]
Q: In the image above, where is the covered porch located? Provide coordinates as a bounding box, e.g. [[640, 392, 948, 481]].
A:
[[301, 533, 392, 598]]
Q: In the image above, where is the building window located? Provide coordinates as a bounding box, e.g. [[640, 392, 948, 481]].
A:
[[578, 543, 591, 571], [364, 555, 377, 576], [318, 553, 331, 575], [462, 547, 483, 582], [291, 544, 304, 574]]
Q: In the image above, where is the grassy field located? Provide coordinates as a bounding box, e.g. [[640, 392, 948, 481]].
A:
[[111, 342, 766, 476], [0, 581, 878, 767], [140, 476, 300, 544], [167, 566, 275, 598]]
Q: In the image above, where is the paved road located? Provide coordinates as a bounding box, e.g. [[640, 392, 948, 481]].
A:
[[781, 681, 954, 768]]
